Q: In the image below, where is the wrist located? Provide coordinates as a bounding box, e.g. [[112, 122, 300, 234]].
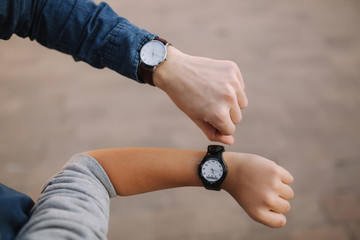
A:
[[153, 45, 185, 89], [221, 152, 234, 193], [221, 152, 246, 194]]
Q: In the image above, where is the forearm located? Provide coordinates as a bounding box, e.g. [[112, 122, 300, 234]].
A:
[[84, 148, 294, 228], [84, 148, 207, 196], [0, 0, 154, 81]]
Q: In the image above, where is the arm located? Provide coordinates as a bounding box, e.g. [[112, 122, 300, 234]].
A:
[[0, 0, 154, 81], [1, 0, 247, 144], [85, 148, 294, 228], [17, 149, 293, 239], [15, 154, 117, 240]]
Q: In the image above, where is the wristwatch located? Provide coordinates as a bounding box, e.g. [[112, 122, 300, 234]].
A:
[[198, 145, 227, 191], [138, 37, 170, 86]]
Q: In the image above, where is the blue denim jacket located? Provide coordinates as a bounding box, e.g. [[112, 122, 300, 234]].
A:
[[0, 0, 156, 83]]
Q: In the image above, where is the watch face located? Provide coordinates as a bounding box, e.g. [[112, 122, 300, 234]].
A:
[[140, 40, 167, 66], [201, 158, 224, 183]]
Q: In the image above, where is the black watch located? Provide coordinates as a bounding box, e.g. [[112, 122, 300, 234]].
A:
[[198, 145, 227, 191]]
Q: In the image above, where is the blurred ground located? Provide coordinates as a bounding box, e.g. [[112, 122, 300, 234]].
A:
[[1, 0, 360, 239]]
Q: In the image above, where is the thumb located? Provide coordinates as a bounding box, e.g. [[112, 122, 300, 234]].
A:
[[196, 120, 235, 145]]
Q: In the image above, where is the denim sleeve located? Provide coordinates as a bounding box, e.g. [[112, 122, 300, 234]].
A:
[[0, 184, 34, 240], [0, 0, 155, 82], [15, 154, 117, 240]]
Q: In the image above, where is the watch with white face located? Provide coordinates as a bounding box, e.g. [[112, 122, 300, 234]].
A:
[[138, 37, 170, 86], [198, 145, 227, 191]]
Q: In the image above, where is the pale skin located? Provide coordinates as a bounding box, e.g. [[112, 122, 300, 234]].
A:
[[84, 148, 294, 228], [153, 46, 248, 145]]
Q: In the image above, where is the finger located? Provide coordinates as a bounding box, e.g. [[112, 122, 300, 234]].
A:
[[254, 209, 287, 228], [196, 120, 234, 145], [236, 85, 248, 109], [230, 67, 248, 109], [235, 65, 245, 89], [214, 130, 234, 145], [278, 166, 294, 184], [269, 197, 291, 214], [265, 211, 287, 228], [279, 184, 294, 200], [229, 105, 242, 125]]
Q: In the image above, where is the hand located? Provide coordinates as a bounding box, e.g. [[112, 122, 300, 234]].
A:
[[223, 152, 294, 228], [153, 46, 248, 145]]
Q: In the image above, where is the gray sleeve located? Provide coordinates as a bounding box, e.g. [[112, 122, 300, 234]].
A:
[[16, 154, 117, 240]]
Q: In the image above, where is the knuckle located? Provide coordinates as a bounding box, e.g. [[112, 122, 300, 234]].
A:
[[264, 194, 276, 208], [270, 181, 280, 192], [222, 85, 235, 101], [222, 60, 240, 79], [269, 161, 280, 175], [270, 179, 281, 191], [225, 60, 238, 71], [213, 108, 229, 123]]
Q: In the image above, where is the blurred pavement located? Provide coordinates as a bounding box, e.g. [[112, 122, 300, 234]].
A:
[[1, 0, 360, 239]]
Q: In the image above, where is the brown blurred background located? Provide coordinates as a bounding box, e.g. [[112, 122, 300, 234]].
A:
[[1, 0, 360, 239]]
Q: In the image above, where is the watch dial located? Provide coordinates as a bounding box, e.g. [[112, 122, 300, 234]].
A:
[[140, 40, 167, 66], [201, 158, 224, 182]]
